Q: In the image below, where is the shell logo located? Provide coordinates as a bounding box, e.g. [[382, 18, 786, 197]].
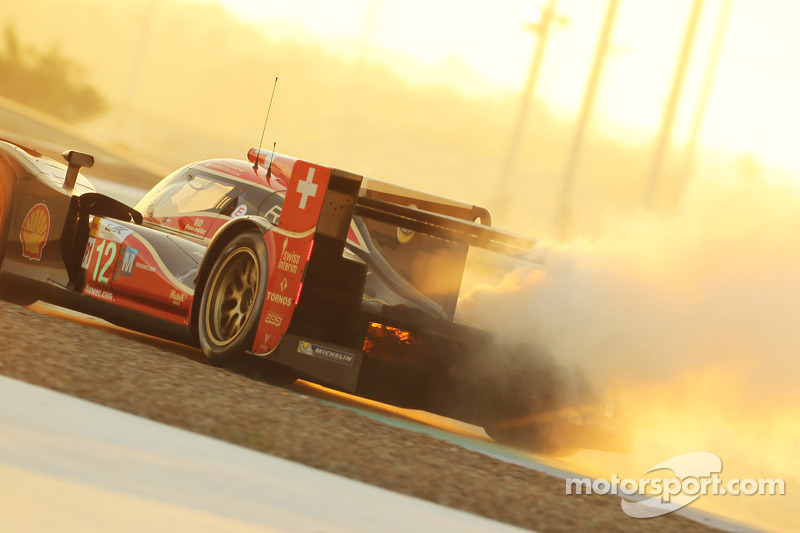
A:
[[397, 204, 417, 244], [20, 203, 50, 261]]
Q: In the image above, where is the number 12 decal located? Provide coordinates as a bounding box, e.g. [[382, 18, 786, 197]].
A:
[[92, 240, 118, 285]]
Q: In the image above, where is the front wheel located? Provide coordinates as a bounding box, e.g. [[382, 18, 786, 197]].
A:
[[198, 230, 268, 365]]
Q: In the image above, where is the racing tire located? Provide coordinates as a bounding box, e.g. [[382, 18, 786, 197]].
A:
[[483, 421, 578, 457], [198, 230, 268, 365]]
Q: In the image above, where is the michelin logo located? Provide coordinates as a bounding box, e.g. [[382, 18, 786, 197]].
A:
[[297, 341, 355, 366]]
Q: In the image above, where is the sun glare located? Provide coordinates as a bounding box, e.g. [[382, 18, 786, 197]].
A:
[[202, 0, 800, 176]]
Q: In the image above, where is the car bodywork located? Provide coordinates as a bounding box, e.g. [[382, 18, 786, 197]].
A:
[[0, 139, 626, 453]]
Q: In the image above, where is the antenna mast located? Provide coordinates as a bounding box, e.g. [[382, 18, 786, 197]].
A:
[[254, 76, 278, 170], [267, 142, 276, 177]]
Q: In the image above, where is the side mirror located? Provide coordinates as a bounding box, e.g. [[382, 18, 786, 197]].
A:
[[62, 150, 95, 192]]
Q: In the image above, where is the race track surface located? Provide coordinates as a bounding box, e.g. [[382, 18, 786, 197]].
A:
[[0, 299, 726, 533]]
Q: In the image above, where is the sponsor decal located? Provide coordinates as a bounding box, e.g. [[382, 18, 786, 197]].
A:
[[99, 221, 134, 242], [20, 203, 50, 261], [204, 161, 243, 177], [277, 238, 301, 273], [170, 289, 187, 304], [346, 222, 368, 253], [120, 247, 139, 276], [135, 261, 156, 273], [183, 218, 208, 237], [84, 283, 113, 302], [81, 237, 96, 269], [296, 167, 319, 209], [231, 204, 248, 218], [267, 291, 293, 307], [264, 311, 282, 326], [280, 277, 288, 291], [397, 204, 417, 244], [297, 341, 355, 366], [264, 204, 281, 226]]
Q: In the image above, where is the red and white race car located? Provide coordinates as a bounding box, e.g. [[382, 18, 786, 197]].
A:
[[0, 139, 626, 453]]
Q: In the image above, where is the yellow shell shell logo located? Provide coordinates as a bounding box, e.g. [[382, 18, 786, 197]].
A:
[[20, 203, 50, 261], [397, 204, 417, 244]]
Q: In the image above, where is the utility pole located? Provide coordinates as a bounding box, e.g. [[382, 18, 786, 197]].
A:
[[643, 0, 704, 207], [677, 0, 732, 200], [554, 0, 620, 240], [496, 0, 565, 211], [115, 0, 160, 143]]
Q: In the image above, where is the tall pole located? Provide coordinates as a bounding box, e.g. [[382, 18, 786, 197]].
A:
[[554, 0, 620, 240], [115, 0, 160, 143], [496, 0, 561, 211], [677, 0, 732, 199], [643, 0, 704, 207]]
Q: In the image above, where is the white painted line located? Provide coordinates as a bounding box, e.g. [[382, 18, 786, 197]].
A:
[[0, 376, 533, 533]]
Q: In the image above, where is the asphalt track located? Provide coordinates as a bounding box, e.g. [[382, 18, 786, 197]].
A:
[[0, 375, 532, 533], [25, 300, 757, 533]]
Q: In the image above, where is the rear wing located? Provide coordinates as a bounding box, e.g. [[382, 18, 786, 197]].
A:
[[308, 167, 537, 264], [353, 196, 536, 260]]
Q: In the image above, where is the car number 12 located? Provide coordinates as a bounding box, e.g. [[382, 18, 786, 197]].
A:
[[92, 240, 118, 285]]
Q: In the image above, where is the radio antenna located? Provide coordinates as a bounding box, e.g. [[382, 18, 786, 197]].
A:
[[254, 76, 278, 170], [267, 142, 276, 177]]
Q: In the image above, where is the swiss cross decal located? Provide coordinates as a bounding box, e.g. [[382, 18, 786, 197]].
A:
[[296, 168, 319, 209], [278, 161, 330, 234]]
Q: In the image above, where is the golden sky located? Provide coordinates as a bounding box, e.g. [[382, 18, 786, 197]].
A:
[[196, 0, 800, 176]]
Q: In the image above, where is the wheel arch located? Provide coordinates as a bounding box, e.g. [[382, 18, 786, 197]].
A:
[[190, 216, 273, 336], [0, 153, 20, 267]]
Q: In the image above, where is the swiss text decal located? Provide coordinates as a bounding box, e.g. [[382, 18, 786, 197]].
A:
[[253, 233, 314, 355], [20, 203, 50, 261]]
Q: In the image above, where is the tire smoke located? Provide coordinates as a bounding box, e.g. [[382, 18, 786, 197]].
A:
[[458, 174, 800, 475]]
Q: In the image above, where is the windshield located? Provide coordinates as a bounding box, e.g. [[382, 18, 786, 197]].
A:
[[136, 164, 282, 221]]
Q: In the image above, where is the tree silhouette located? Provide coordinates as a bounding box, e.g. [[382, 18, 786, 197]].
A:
[[0, 25, 107, 122]]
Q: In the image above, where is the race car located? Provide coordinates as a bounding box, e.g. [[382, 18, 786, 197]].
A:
[[0, 138, 626, 453]]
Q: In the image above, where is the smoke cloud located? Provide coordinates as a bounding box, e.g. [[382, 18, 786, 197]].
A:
[[458, 173, 800, 478]]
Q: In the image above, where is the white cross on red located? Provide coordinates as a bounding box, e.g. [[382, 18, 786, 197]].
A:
[[296, 168, 318, 209]]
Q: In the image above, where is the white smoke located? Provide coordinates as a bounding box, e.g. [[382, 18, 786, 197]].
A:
[[457, 172, 800, 483], [460, 175, 800, 399]]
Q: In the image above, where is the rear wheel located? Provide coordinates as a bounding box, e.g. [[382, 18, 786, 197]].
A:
[[198, 230, 268, 364], [484, 421, 578, 457]]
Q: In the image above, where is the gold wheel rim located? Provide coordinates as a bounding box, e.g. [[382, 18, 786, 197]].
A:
[[205, 247, 259, 347]]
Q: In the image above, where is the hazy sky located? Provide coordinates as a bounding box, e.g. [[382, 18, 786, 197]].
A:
[[190, 0, 800, 175]]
